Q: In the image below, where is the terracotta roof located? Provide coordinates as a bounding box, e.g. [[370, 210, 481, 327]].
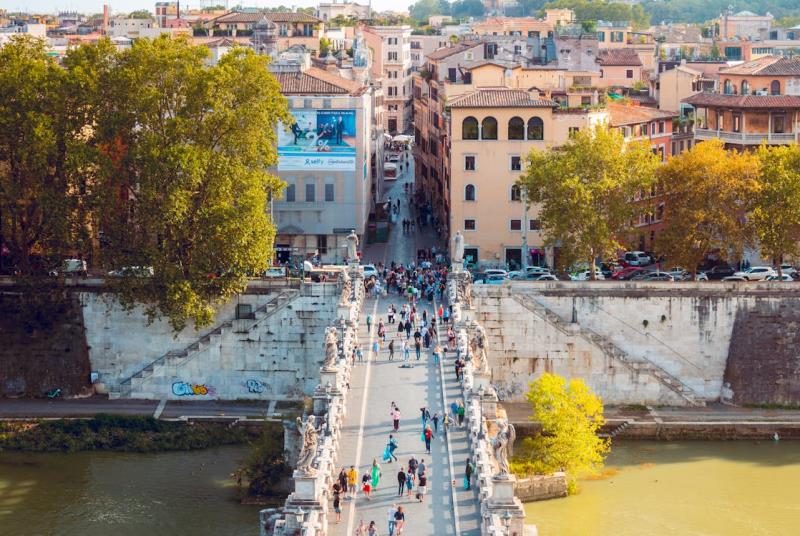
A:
[[597, 49, 642, 67], [608, 103, 676, 126], [683, 93, 800, 109], [275, 67, 365, 96], [212, 11, 321, 25], [721, 56, 800, 76], [426, 41, 481, 61], [449, 89, 557, 108]]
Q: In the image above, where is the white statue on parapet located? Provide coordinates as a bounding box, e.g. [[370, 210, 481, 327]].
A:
[[346, 229, 359, 264], [452, 230, 464, 270], [492, 419, 516, 478], [295, 415, 320, 476], [323, 326, 339, 369]]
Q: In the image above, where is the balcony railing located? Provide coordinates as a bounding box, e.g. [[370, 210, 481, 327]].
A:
[[694, 128, 797, 145]]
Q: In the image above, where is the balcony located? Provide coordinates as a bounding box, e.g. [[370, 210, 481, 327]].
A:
[[694, 128, 798, 145]]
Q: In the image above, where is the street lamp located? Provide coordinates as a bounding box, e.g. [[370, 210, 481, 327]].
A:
[[501, 509, 513, 535], [325, 381, 333, 436], [295, 507, 305, 525]]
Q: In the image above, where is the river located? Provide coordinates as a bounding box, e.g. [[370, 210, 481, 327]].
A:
[[526, 440, 800, 536], [0, 446, 262, 536]]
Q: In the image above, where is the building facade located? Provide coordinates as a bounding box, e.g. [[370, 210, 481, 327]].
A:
[[271, 66, 377, 264], [363, 25, 413, 133], [315, 2, 370, 23], [448, 88, 608, 268], [686, 56, 800, 148], [205, 11, 323, 52]]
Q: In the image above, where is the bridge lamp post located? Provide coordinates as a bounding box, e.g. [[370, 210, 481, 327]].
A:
[[501, 509, 512, 534], [325, 381, 332, 436]]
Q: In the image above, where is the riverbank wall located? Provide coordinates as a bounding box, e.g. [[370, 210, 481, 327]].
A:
[[473, 282, 800, 407]]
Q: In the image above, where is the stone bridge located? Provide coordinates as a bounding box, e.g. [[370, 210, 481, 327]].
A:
[[263, 264, 534, 536]]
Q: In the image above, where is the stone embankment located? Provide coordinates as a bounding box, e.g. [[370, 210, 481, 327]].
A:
[[262, 268, 365, 536]]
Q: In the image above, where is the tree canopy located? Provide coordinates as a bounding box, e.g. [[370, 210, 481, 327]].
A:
[[655, 139, 759, 277], [0, 35, 289, 331], [511, 373, 609, 492], [518, 125, 659, 277], [544, 0, 650, 29]]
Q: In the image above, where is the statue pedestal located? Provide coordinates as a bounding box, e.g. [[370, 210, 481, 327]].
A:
[[473, 370, 492, 394], [319, 368, 340, 393], [292, 471, 319, 502], [477, 385, 498, 421], [488, 474, 526, 536]]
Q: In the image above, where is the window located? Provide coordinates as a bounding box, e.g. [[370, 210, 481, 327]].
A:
[[642, 123, 648, 136], [597, 31, 605, 42], [388, 51, 398, 61], [658, 121, 665, 134], [465, 155, 476, 171], [462, 116, 479, 140], [481, 116, 498, 140], [626, 69, 634, 79], [448, 68, 457, 82], [581, 96, 591, 105], [508, 116, 525, 140], [510, 184, 522, 201], [732, 114, 741, 133], [388, 37, 397, 45], [465, 184, 476, 201], [388, 86, 397, 97], [305, 183, 315, 202], [741, 80, 749, 95], [528, 31, 539, 38], [529, 219, 541, 231], [527, 117, 544, 140], [285, 183, 296, 202], [773, 115, 786, 134], [464, 219, 476, 231], [510, 219, 522, 231], [325, 183, 335, 202], [723, 79, 733, 95], [568, 127, 580, 137], [771, 80, 781, 95], [510, 156, 521, 171]]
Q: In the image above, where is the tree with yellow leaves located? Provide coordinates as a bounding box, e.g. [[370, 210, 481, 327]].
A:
[[655, 139, 760, 278], [753, 144, 800, 277], [518, 124, 659, 279], [511, 373, 609, 493]]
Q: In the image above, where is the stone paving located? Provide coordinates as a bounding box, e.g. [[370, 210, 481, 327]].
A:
[[327, 159, 480, 535]]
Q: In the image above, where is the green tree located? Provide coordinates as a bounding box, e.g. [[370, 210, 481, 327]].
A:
[[655, 140, 760, 278], [518, 124, 659, 278], [409, 0, 449, 23], [93, 37, 290, 331], [511, 373, 609, 492], [319, 37, 332, 56], [753, 145, 800, 277], [128, 9, 153, 19], [0, 36, 79, 273]]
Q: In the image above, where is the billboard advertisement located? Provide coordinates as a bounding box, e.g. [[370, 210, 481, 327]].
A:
[[278, 109, 357, 171]]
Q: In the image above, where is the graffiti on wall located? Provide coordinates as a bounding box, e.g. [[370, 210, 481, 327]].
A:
[[245, 379, 271, 394], [172, 381, 216, 397]]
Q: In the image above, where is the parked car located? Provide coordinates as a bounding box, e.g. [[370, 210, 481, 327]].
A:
[[50, 259, 87, 277], [507, 271, 525, 280], [107, 266, 154, 277], [529, 273, 558, 281], [262, 267, 286, 278], [732, 266, 776, 281], [631, 271, 674, 282], [362, 264, 378, 278], [611, 267, 645, 280], [484, 268, 508, 278], [571, 270, 605, 281], [778, 264, 797, 276], [666, 267, 708, 281], [701, 265, 736, 280], [524, 266, 551, 275], [480, 274, 506, 285], [722, 275, 747, 282], [621, 251, 651, 267], [766, 274, 794, 282]]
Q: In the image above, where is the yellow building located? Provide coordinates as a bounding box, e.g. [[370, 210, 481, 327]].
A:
[[448, 88, 608, 268]]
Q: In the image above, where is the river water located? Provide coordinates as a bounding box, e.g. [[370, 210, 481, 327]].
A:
[[0, 446, 261, 536], [526, 440, 800, 536]]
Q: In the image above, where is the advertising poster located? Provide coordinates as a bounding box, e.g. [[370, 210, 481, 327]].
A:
[[278, 109, 357, 171]]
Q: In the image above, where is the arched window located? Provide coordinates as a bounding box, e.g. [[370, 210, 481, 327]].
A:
[[741, 80, 749, 95], [481, 116, 498, 140], [527, 117, 544, 140], [462, 116, 479, 140], [465, 184, 476, 201], [723, 79, 733, 95], [771, 80, 781, 95], [510, 185, 522, 202], [508, 116, 525, 140]]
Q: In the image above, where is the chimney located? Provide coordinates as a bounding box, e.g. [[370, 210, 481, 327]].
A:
[[103, 4, 109, 33]]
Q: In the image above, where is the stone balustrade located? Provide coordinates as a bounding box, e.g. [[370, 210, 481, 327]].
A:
[[263, 267, 366, 536], [447, 268, 535, 536]]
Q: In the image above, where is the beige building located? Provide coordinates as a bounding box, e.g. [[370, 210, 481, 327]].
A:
[[471, 10, 574, 37], [363, 25, 413, 133], [597, 48, 644, 88], [448, 88, 608, 268], [716, 9, 773, 40], [657, 63, 705, 113], [409, 34, 450, 71], [315, 2, 370, 23], [205, 11, 323, 52]]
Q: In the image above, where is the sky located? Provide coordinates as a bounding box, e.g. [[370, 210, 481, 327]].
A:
[[7, 0, 413, 16]]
